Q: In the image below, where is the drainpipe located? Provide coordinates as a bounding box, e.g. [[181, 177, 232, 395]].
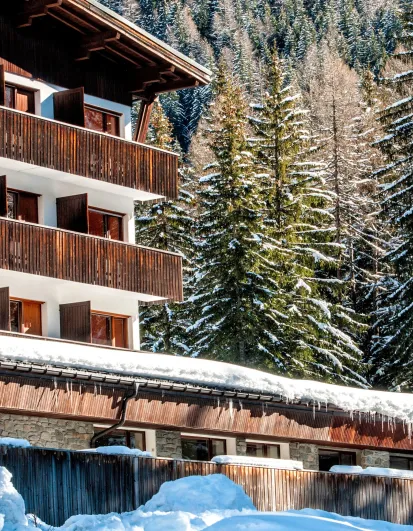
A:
[[90, 382, 139, 448]]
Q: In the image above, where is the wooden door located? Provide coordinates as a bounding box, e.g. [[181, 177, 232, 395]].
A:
[[53, 87, 85, 127], [17, 192, 38, 223], [57, 194, 89, 233], [60, 301, 91, 343], [0, 287, 10, 331], [22, 301, 42, 336]]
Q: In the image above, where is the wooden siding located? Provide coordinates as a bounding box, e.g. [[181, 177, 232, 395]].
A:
[[0, 218, 183, 301], [1, 447, 413, 526], [0, 374, 412, 451], [0, 106, 179, 199]]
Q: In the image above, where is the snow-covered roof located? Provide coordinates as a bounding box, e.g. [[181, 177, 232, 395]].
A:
[[1, 334, 413, 426]]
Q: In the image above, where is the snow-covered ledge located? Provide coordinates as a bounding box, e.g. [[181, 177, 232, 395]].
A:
[[1, 335, 413, 429]]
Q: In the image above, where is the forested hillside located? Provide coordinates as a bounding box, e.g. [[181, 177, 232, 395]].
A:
[[101, 0, 412, 390]]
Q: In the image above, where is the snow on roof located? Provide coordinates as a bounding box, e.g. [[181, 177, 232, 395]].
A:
[[1, 335, 413, 425]]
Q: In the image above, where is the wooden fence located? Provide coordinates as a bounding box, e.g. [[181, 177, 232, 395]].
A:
[[1, 446, 413, 527]]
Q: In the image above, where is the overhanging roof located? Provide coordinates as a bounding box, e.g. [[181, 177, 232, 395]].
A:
[[16, 0, 212, 99]]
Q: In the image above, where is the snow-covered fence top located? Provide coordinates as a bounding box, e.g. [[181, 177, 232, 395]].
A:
[[1, 334, 413, 424]]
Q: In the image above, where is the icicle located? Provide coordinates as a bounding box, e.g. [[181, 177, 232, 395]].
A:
[[238, 399, 242, 410], [94, 383, 97, 396], [66, 380, 69, 394], [312, 404, 315, 420], [217, 397, 220, 408], [79, 384, 82, 397], [70, 381, 73, 407], [318, 401, 321, 411], [229, 398, 234, 419], [53, 377, 57, 390]]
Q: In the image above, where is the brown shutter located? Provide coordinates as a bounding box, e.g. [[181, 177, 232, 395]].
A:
[[0, 65, 5, 107], [60, 301, 91, 343], [53, 87, 85, 127], [0, 175, 7, 217], [57, 193, 89, 233], [0, 287, 10, 331]]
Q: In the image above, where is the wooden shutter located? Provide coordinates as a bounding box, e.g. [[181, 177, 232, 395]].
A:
[[22, 301, 42, 336], [53, 87, 85, 127], [60, 301, 91, 343], [57, 193, 89, 233], [0, 175, 7, 218], [17, 192, 38, 223], [0, 287, 10, 331], [0, 65, 5, 107]]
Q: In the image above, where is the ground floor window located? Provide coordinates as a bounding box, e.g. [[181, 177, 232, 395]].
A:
[[246, 442, 280, 459], [93, 428, 146, 450], [390, 455, 413, 470], [10, 298, 42, 336], [181, 437, 226, 461], [318, 449, 356, 471]]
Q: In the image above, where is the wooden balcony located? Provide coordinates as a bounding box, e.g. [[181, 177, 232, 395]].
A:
[[0, 218, 183, 301], [0, 106, 179, 199]]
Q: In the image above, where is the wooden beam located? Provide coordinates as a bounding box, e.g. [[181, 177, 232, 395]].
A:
[[137, 79, 200, 98], [75, 31, 121, 61], [134, 96, 157, 143], [130, 66, 175, 93], [17, 0, 62, 28]]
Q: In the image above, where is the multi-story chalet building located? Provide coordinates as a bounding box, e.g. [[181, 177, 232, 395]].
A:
[[0, 0, 413, 475]]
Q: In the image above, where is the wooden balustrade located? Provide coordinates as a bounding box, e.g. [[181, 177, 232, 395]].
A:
[[0, 218, 183, 301], [0, 106, 179, 199]]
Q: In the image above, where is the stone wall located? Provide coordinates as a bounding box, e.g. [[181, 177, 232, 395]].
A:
[[155, 430, 182, 459], [360, 449, 390, 468], [0, 413, 94, 450], [236, 438, 247, 456], [289, 442, 319, 471]]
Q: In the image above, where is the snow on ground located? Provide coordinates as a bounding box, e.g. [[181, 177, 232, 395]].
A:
[[80, 446, 152, 457], [0, 438, 30, 449], [2, 335, 413, 425], [211, 456, 303, 470], [0, 469, 411, 531]]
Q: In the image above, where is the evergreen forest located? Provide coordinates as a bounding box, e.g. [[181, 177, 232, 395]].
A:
[[101, 0, 413, 390]]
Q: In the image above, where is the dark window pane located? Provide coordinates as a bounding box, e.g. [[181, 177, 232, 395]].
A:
[[182, 439, 209, 461], [107, 215, 122, 241], [5, 86, 14, 109], [7, 192, 17, 219], [246, 443, 264, 458], [89, 209, 105, 238], [211, 439, 226, 457], [10, 300, 21, 333], [390, 456, 410, 470], [17, 193, 38, 223], [105, 113, 119, 136], [319, 450, 340, 471], [267, 445, 280, 459], [113, 317, 127, 348], [91, 314, 111, 346], [85, 106, 104, 132], [340, 452, 355, 466]]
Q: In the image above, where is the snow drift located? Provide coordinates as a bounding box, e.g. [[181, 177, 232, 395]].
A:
[[2, 335, 413, 425]]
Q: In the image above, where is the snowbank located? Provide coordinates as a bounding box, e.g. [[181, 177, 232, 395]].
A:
[[329, 465, 413, 479], [80, 446, 152, 457], [0, 438, 31, 449], [142, 474, 255, 513], [211, 456, 303, 470], [2, 335, 413, 424], [0, 469, 410, 531]]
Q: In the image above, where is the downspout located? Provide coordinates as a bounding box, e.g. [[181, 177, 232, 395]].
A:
[[90, 382, 139, 448]]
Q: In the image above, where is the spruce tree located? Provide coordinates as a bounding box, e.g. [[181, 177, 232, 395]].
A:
[[250, 52, 365, 383], [370, 0, 413, 388], [188, 72, 276, 366]]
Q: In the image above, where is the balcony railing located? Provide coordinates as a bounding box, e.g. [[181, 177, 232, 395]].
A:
[[0, 106, 179, 199], [0, 218, 183, 301]]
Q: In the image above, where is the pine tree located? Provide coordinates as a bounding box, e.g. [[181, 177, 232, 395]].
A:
[[370, 0, 413, 388], [136, 102, 196, 354], [188, 72, 276, 366], [250, 52, 365, 383]]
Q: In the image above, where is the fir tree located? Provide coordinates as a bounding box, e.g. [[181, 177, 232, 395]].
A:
[[370, 0, 413, 388], [250, 52, 365, 383], [188, 72, 276, 366]]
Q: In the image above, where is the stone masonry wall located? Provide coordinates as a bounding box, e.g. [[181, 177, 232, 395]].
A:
[[0, 413, 94, 450], [360, 449, 390, 468], [236, 438, 247, 456], [289, 442, 319, 471], [155, 430, 182, 459]]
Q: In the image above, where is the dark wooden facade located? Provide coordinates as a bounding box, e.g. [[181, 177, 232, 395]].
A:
[[0, 106, 179, 199], [0, 370, 412, 452], [1, 447, 413, 526], [0, 217, 183, 301]]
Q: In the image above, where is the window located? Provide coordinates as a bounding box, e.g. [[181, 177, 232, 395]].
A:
[[91, 312, 128, 348], [85, 105, 120, 136], [7, 190, 38, 223], [390, 455, 413, 471], [10, 299, 42, 336], [318, 449, 356, 472], [5, 85, 36, 114], [181, 437, 226, 461], [89, 208, 123, 241], [246, 442, 280, 459], [93, 428, 145, 450]]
